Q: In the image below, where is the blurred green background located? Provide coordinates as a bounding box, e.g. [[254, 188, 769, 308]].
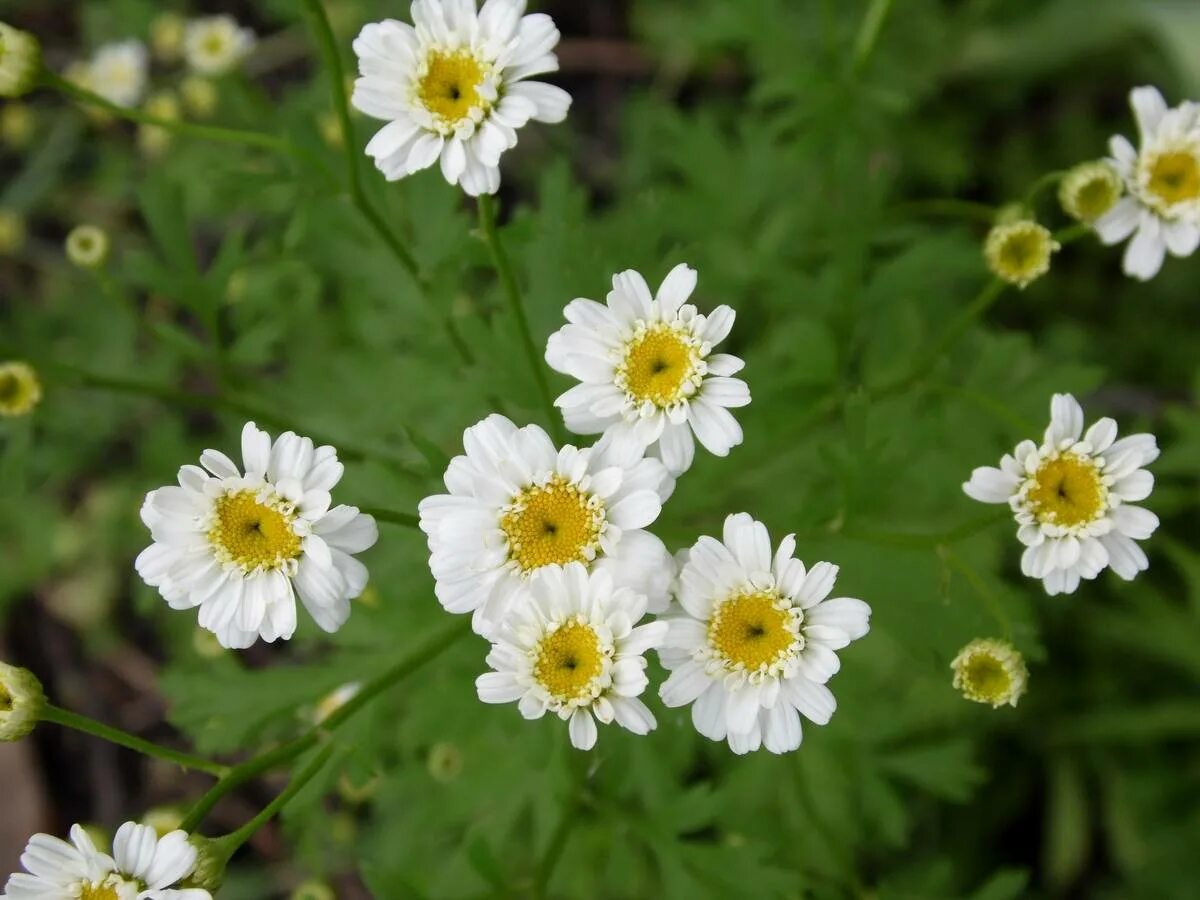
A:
[[2, 0, 1199, 897]]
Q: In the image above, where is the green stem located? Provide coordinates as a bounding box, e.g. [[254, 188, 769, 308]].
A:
[[477, 194, 564, 442], [39, 69, 319, 170], [940, 544, 1012, 636], [41, 704, 228, 777], [179, 617, 471, 832], [895, 198, 997, 224], [219, 745, 336, 853], [359, 506, 421, 529], [299, 0, 475, 367], [850, 0, 895, 74], [832, 509, 1010, 550], [871, 278, 1006, 398], [1023, 170, 1066, 211]]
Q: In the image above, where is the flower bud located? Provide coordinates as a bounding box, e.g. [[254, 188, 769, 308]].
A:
[[150, 12, 186, 63], [291, 879, 336, 900], [951, 638, 1028, 708], [0, 22, 41, 99], [182, 834, 229, 893], [1059, 160, 1123, 224], [0, 360, 42, 417], [180, 76, 217, 119], [0, 661, 45, 741], [0, 207, 25, 255], [1, 102, 35, 148], [139, 90, 179, 157], [427, 741, 464, 783], [983, 219, 1059, 288], [140, 805, 185, 837], [65, 224, 110, 268]]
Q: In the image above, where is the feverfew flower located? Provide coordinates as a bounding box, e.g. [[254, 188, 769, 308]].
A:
[[964, 393, 1159, 595], [351, 0, 572, 195], [419, 414, 675, 636], [184, 15, 255, 77], [150, 12, 186, 63], [983, 220, 1060, 288], [659, 514, 871, 755], [0, 22, 40, 99], [950, 638, 1027, 708], [1059, 160, 1123, 224], [3, 822, 211, 899], [136, 422, 379, 649], [0, 360, 41, 417], [546, 264, 750, 476], [1096, 86, 1200, 280], [84, 40, 149, 108], [66, 224, 110, 268], [476, 562, 667, 750], [0, 661, 44, 742]]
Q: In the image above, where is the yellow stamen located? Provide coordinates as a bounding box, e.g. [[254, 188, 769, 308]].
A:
[[951, 638, 1027, 708], [1147, 150, 1200, 207], [208, 490, 302, 571], [80, 884, 120, 900], [418, 50, 486, 123], [619, 324, 700, 408], [1026, 454, 1106, 528], [500, 476, 604, 573], [533, 620, 606, 704], [708, 590, 798, 672]]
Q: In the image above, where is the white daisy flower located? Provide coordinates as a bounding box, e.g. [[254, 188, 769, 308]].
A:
[[545, 264, 750, 477], [84, 40, 149, 108], [135, 422, 379, 649], [658, 513, 871, 755], [183, 15, 255, 77], [476, 562, 667, 750], [963, 393, 1159, 596], [1095, 85, 1200, 280], [418, 414, 675, 636], [3, 821, 211, 899], [351, 0, 572, 196]]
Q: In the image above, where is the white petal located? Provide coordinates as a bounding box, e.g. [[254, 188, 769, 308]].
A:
[[1123, 216, 1166, 281]]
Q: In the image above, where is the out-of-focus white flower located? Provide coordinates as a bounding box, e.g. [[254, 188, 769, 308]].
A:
[[184, 15, 255, 76]]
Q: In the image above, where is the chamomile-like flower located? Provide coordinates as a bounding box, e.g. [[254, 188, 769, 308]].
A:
[[3, 822, 211, 899], [84, 40, 149, 108], [351, 0, 572, 195], [135, 422, 379, 649], [0, 360, 41, 417], [950, 638, 1027, 708], [658, 514, 871, 755], [983, 220, 1060, 288], [418, 414, 675, 636], [963, 393, 1159, 595], [476, 562, 667, 750], [1059, 160, 1123, 224], [546, 264, 750, 476], [1095, 86, 1200, 280], [184, 15, 255, 77]]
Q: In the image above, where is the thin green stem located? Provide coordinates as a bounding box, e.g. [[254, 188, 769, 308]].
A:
[[299, 0, 475, 366], [851, 0, 895, 75], [825, 509, 1010, 550], [41, 704, 228, 777], [940, 544, 1012, 637], [477, 194, 564, 442], [179, 617, 471, 832], [39, 69, 319, 170], [1023, 170, 1066, 211], [359, 506, 421, 529], [220, 745, 336, 853], [895, 198, 997, 224]]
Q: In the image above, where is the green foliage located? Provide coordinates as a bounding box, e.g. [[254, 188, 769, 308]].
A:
[[3, 0, 1200, 898]]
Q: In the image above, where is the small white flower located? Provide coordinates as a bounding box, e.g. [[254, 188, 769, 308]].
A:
[[658, 513, 871, 755], [66, 224, 110, 268], [964, 393, 1159, 595], [476, 562, 667, 750], [83, 40, 149, 108], [419, 414, 675, 636], [184, 15, 255, 77], [0, 21, 41, 99], [351, 0, 572, 195], [546, 264, 750, 477], [136, 422, 379, 649], [950, 638, 1028, 708], [3, 821, 211, 899], [1095, 86, 1200, 280]]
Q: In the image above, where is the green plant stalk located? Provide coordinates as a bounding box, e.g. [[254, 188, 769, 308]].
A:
[[299, 0, 475, 367], [851, 0, 895, 74], [940, 545, 1012, 637], [41, 704, 229, 777], [218, 744, 336, 854], [477, 194, 565, 443], [179, 617, 472, 832], [359, 506, 422, 529]]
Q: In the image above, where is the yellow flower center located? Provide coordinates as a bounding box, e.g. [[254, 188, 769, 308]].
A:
[[500, 476, 604, 573], [1075, 179, 1118, 221], [202, 32, 227, 57], [80, 884, 121, 900], [0, 684, 11, 711], [618, 324, 700, 408], [962, 654, 1011, 704], [0, 363, 39, 416], [533, 620, 607, 704], [208, 489, 302, 572], [1026, 454, 1107, 528], [0, 372, 17, 402], [1147, 150, 1200, 208], [708, 590, 799, 673], [418, 50, 487, 123]]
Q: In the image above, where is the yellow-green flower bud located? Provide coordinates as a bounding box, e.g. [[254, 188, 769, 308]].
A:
[[140, 805, 185, 837], [1059, 160, 1123, 224], [180, 75, 217, 119], [0, 360, 42, 417], [0, 661, 45, 741], [150, 12, 186, 63], [1, 101, 34, 148], [950, 638, 1028, 708], [66, 224, 110, 268], [983, 220, 1060, 288], [0, 207, 25, 255], [139, 90, 180, 157], [182, 834, 229, 893], [0, 23, 41, 99], [427, 741, 464, 783], [291, 879, 336, 900]]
